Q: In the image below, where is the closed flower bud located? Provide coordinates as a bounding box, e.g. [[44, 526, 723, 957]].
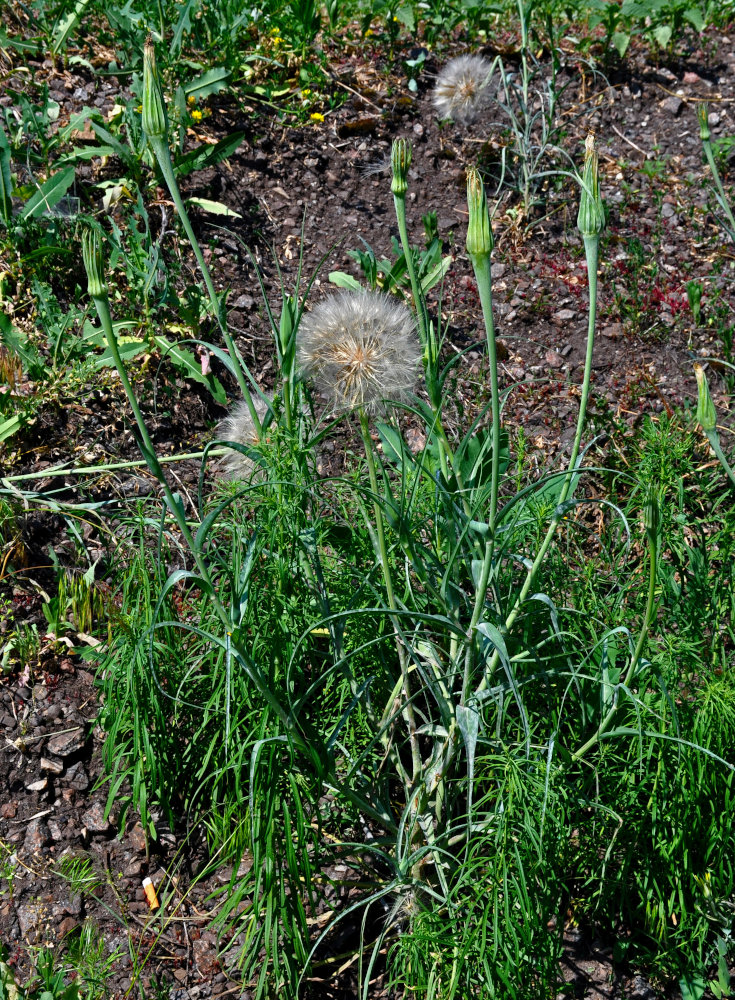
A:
[[697, 103, 710, 143], [466, 166, 493, 258], [577, 132, 605, 238], [142, 38, 168, 142], [391, 138, 412, 198], [643, 485, 659, 543], [694, 363, 716, 433], [82, 228, 107, 300]]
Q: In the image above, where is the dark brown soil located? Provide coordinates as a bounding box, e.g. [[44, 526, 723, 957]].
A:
[[2, 15, 734, 999]]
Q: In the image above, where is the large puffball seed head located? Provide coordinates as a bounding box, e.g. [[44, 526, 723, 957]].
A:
[[433, 55, 493, 124], [297, 289, 421, 414]]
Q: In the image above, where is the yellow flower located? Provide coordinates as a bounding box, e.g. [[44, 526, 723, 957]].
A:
[[273, 35, 283, 45], [301, 88, 311, 98], [365, 27, 374, 35], [270, 27, 280, 34], [191, 109, 203, 121], [310, 112, 324, 122], [187, 95, 196, 105]]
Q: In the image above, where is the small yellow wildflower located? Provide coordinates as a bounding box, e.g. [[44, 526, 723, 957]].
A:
[[273, 35, 283, 45], [191, 109, 203, 121], [270, 27, 280, 34], [187, 95, 196, 105], [301, 88, 311, 98], [365, 27, 374, 35], [310, 112, 324, 122]]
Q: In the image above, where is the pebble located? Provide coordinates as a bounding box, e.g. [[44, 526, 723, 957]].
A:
[[24, 817, 51, 851], [660, 96, 683, 116], [80, 802, 111, 835], [46, 728, 86, 758], [25, 778, 48, 793], [40, 757, 64, 775]]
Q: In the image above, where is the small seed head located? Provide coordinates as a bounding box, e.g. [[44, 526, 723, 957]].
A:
[[466, 166, 493, 258], [391, 138, 413, 198], [697, 103, 710, 143], [142, 38, 168, 142], [433, 55, 493, 124], [218, 395, 270, 480], [694, 363, 716, 433], [82, 228, 107, 299], [577, 132, 605, 238], [297, 289, 421, 414]]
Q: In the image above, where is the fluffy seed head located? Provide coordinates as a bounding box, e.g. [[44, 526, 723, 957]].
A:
[[218, 395, 270, 480], [297, 290, 421, 414], [433, 55, 493, 124]]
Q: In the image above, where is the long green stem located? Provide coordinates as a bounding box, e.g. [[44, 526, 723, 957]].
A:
[[2, 449, 227, 484], [358, 410, 421, 784], [468, 252, 501, 540], [475, 233, 599, 696], [707, 429, 735, 488], [147, 134, 263, 439]]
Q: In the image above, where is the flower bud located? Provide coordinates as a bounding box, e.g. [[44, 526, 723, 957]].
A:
[[466, 165, 493, 258], [82, 228, 107, 300], [391, 138, 412, 198], [643, 484, 659, 545], [142, 37, 168, 142], [577, 132, 605, 238], [697, 103, 710, 143], [694, 363, 716, 433]]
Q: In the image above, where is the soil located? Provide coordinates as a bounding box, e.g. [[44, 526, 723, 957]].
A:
[[1, 12, 734, 999]]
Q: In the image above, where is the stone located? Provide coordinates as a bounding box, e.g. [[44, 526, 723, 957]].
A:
[[80, 802, 111, 835], [128, 822, 148, 853], [24, 817, 51, 851], [491, 262, 506, 279], [65, 762, 89, 791], [40, 757, 64, 774], [545, 350, 564, 369], [660, 96, 683, 116], [601, 323, 623, 339], [1, 802, 17, 819], [554, 308, 576, 323], [25, 778, 48, 793], [46, 728, 86, 758]]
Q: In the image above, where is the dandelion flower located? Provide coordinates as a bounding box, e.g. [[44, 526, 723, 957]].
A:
[[218, 394, 270, 480], [310, 112, 325, 122], [191, 109, 203, 122], [298, 289, 421, 414], [433, 55, 493, 124]]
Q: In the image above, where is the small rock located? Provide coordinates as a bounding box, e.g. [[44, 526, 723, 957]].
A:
[[124, 858, 144, 878], [26, 778, 48, 793], [80, 802, 111, 835], [491, 262, 506, 279], [128, 822, 148, 853], [660, 96, 683, 116], [601, 323, 622, 339], [40, 757, 64, 775], [0, 802, 17, 819], [42, 704, 62, 722], [554, 308, 576, 323], [708, 111, 721, 127], [545, 350, 564, 369], [16, 686, 31, 701], [58, 916, 78, 938], [233, 294, 254, 311], [25, 817, 51, 851], [65, 763, 89, 791], [46, 728, 86, 758], [682, 71, 701, 84]]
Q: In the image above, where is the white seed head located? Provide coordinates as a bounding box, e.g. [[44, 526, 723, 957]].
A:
[[433, 55, 493, 124], [297, 289, 421, 414], [218, 395, 270, 480]]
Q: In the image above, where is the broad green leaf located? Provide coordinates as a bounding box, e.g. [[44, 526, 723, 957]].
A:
[[153, 335, 227, 404], [328, 270, 363, 290], [55, 144, 118, 165], [653, 23, 672, 47], [52, 0, 93, 53], [184, 67, 232, 100], [20, 167, 76, 220], [174, 130, 247, 177], [172, 0, 200, 53], [684, 5, 705, 31], [419, 254, 453, 294], [395, 5, 415, 30], [679, 972, 707, 1000], [186, 197, 241, 218], [0, 414, 22, 443], [612, 30, 631, 58]]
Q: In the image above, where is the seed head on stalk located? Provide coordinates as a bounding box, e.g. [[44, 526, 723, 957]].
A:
[[297, 289, 420, 414], [219, 395, 271, 480], [577, 132, 605, 238], [433, 55, 493, 124], [142, 36, 168, 142]]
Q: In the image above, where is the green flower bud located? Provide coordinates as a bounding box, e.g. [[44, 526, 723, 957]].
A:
[[466, 165, 493, 258], [697, 103, 710, 143], [643, 484, 659, 544], [694, 363, 716, 433], [82, 228, 107, 300], [577, 132, 605, 238], [391, 138, 412, 198], [142, 37, 168, 142]]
